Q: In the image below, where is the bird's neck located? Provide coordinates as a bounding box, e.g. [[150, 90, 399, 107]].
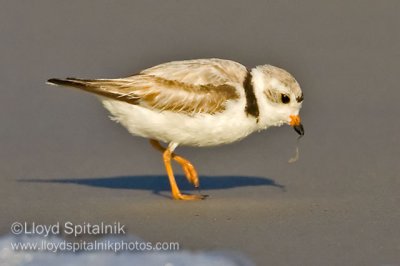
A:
[[250, 68, 284, 130]]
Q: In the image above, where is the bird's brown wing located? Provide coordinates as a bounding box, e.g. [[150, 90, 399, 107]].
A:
[[48, 59, 247, 115], [136, 58, 247, 86], [48, 75, 240, 115]]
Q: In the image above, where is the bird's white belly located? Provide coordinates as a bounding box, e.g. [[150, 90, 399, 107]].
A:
[[101, 99, 257, 147]]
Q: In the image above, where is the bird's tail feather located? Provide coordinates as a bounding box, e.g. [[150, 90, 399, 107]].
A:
[[46, 78, 138, 104], [47, 78, 104, 90]]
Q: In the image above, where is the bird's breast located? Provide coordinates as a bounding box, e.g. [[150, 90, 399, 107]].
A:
[[101, 98, 258, 147]]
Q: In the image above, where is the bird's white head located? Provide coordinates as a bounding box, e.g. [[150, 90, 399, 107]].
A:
[[251, 65, 304, 135]]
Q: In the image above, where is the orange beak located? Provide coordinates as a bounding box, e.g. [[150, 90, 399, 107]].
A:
[[290, 115, 304, 136]]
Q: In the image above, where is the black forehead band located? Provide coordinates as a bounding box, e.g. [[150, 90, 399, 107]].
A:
[[296, 93, 304, 103]]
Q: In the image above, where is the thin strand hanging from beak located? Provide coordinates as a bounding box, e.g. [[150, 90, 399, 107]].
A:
[[288, 135, 303, 163]]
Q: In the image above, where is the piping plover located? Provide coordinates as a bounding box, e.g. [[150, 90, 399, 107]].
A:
[[48, 58, 304, 200]]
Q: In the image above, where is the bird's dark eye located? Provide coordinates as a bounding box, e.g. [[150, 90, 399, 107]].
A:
[[281, 94, 290, 104]]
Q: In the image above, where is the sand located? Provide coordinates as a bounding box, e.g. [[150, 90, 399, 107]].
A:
[[1, 1, 399, 265]]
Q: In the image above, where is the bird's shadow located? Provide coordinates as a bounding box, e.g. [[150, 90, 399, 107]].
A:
[[19, 175, 285, 197]]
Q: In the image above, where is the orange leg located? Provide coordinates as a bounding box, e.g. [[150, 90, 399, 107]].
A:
[[162, 142, 206, 200], [150, 139, 199, 188]]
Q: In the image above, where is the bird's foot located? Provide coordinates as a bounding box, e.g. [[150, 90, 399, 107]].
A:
[[172, 155, 199, 188], [180, 162, 199, 188], [171, 192, 208, 200]]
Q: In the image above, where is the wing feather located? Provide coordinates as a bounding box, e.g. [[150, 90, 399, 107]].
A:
[[48, 59, 246, 115], [137, 58, 247, 86]]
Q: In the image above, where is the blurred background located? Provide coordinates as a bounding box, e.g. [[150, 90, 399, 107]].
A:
[[0, 1, 399, 265]]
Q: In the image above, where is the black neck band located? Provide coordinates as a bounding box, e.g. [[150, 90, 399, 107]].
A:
[[243, 70, 260, 119]]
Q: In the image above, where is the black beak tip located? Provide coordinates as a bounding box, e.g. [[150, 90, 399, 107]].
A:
[[294, 123, 304, 136]]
